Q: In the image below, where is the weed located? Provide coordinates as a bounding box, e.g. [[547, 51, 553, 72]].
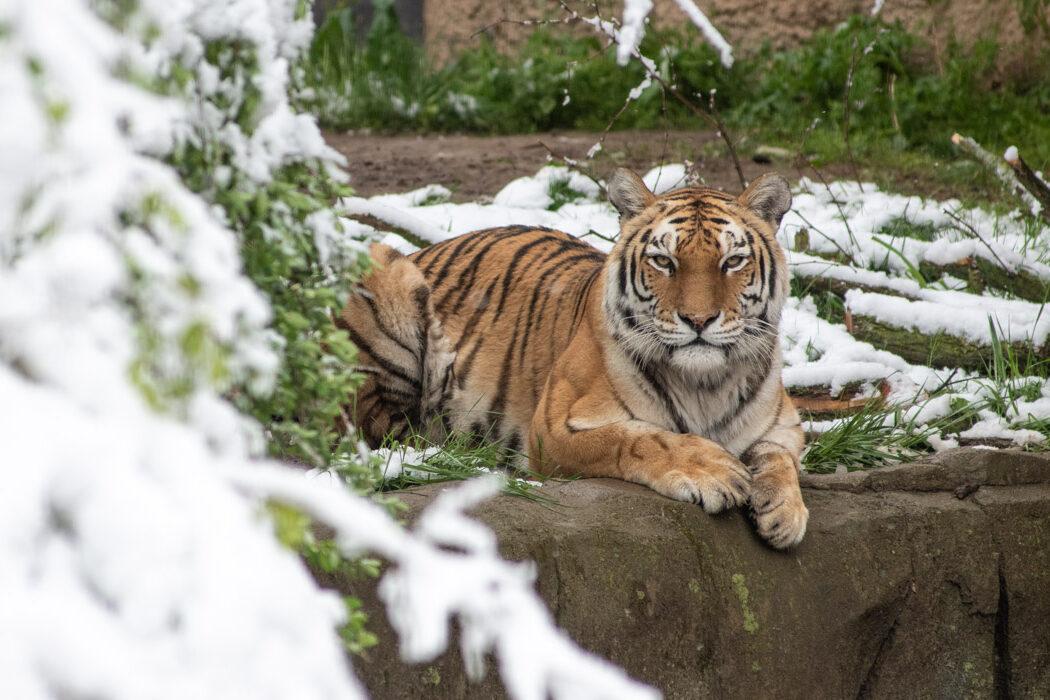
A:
[[877, 216, 941, 242], [802, 395, 989, 473], [306, 10, 1050, 175], [375, 431, 553, 503], [547, 178, 586, 210]]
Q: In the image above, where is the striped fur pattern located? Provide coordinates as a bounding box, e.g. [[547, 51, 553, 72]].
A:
[[342, 169, 809, 548]]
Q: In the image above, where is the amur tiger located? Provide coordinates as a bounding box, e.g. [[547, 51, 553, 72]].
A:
[[341, 169, 808, 549]]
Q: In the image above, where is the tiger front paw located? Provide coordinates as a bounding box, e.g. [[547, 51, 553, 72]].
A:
[[751, 476, 808, 549], [653, 451, 751, 514]]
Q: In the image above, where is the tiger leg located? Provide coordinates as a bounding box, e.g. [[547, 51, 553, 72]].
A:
[[742, 394, 808, 549], [339, 243, 454, 447], [529, 377, 750, 513]]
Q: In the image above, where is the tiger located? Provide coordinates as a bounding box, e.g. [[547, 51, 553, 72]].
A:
[[341, 168, 808, 549]]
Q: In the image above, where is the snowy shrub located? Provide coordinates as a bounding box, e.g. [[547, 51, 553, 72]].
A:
[[121, 0, 373, 466], [0, 0, 658, 697]]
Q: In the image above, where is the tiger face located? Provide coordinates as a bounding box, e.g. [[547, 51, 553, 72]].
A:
[[603, 169, 792, 374]]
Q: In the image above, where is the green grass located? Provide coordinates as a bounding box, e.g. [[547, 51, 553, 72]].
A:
[[877, 216, 942, 242], [802, 320, 1050, 474], [547, 178, 587, 210], [305, 5, 1050, 178], [802, 401, 944, 473], [371, 431, 553, 502]]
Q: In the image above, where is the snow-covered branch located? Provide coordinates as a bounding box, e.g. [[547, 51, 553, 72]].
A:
[[227, 468, 660, 700], [617, 0, 733, 67]]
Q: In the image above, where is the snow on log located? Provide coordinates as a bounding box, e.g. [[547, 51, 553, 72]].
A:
[[843, 290, 1048, 371]]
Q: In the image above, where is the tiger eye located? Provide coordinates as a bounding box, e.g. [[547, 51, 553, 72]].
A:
[[722, 255, 747, 272], [649, 254, 675, 272]]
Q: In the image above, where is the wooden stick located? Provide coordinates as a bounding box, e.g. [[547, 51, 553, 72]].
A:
[[1004, 146, 1050, 224], [951, 133, 1041, 216]]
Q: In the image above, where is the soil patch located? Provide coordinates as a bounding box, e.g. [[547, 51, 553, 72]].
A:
[[326, 129, 839, 200], [326, 129, 996, 205]]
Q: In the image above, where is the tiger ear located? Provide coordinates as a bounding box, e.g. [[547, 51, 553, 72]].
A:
[[607, 168, 655, 218], [739, 173, 792, 228]]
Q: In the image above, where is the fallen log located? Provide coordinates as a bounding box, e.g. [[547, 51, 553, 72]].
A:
[[788, 380, 890, 420], [843, 309, 1044, 372], [917, 257, 1049, 303], [793, 246, 1049, 304]]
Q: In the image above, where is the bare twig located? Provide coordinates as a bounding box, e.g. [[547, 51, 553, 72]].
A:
[[943, 207, 1011, 271], [842, 36, 865, 191], [470, 16, 550, 39], [557, 0, 748, 190]]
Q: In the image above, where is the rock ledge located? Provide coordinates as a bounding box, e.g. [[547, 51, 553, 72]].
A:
[[325, 449, 1050, 698]]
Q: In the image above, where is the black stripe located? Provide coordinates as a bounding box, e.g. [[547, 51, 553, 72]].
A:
[[419, 237, 473, 289], [354, 293, 418, 360], [629, 354, 689, 434], [344, 326, 420, 390], [453, 278, 499, 352], [627, 253, 653, 301], [494, 235, 572, 314], [569, 267, 600, 332]]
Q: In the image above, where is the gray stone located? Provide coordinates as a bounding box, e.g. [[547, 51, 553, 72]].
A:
[[316, 448, 1050, 698]]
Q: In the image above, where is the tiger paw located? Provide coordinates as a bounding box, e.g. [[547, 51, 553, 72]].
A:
[[751, 478, 808, 549], [653, 452, 751, 514]]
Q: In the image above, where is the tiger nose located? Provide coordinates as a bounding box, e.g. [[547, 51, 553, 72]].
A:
[[681, 311, 719, 332]]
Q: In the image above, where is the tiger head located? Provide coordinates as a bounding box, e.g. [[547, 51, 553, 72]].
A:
[[603, 168, 792, 374]]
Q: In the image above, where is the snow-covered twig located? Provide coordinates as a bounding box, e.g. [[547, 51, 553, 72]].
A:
[[618, 0, 733, 68], [226, 466, 661, 700], [567, 1, 746, 187], [617, 0, 653, 65], [669, 0, 734, 67]]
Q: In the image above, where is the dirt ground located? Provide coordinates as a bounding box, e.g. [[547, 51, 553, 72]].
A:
[[326, 129, 828, 200], [325, 129, 992, 206]]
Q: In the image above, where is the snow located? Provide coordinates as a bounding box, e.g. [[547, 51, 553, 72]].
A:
[[784, 178, 1050, 285], [0, 1, 358, 695], [845, 289, 1050, 348], [493, 165, 601, 209], [643, 163, 689, 194], [669, 0, 735, 67], [1, 2, 659, 698]]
